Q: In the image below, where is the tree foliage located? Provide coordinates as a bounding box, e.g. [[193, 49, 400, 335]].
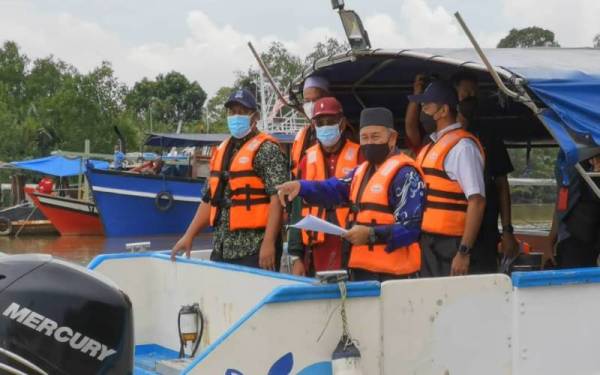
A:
[[0, 41, 208, 161], [497, 27, 561, 48], [304, 38, 349, 67], [204, 86, 233, 133], [202, 38, 350, 132], [0, 37, 348, 161], [594, 33, 600, 48], [125, 71, 206, 134]]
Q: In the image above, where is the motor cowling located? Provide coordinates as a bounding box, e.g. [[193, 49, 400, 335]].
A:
[[0, 254, 134, 375]]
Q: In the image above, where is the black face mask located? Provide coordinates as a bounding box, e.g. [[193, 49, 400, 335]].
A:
[[419, 111, 437, 135], [361, 143, 390, 165], [458, 96, 478, 124]]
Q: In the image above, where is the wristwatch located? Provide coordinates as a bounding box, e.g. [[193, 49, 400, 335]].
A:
[[458, 244, 472, 255], [502, 224, 514, 234], [368, 227, 377, 246]]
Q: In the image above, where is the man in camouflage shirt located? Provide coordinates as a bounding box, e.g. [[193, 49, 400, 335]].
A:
[[171, 89, 288, 270]]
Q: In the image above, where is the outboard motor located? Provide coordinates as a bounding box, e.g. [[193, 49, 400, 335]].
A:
[[0, 254, 133, 374]]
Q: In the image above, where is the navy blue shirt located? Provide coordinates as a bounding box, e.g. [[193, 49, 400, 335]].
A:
[[298, 164, 425, 251]]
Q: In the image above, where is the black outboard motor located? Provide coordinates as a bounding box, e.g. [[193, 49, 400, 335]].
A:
[[0, 254, 133, 374]]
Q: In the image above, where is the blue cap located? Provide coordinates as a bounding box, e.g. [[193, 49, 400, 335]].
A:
[[225, 88, 257, 110], [407, 81, 458, 107]]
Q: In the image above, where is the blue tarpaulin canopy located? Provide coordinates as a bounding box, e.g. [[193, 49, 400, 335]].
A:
[[9, 155, 109, 177], [297, 48, 600, 165]]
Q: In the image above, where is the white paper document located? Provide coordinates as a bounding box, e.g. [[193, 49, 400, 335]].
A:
[[289, 215, 348, 236]]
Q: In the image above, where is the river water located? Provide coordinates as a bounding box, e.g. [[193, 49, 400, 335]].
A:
[[0, 204, 554, 266], [0, 233, 213, 265]]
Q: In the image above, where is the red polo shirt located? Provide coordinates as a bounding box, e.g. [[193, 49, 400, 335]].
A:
[[297, 144, 364, 272]]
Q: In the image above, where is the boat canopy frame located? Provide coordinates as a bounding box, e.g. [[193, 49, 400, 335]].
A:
[[292, 46, 600, 198]]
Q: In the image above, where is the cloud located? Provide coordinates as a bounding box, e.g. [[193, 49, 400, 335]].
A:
[[127, 11, 341, 95], [0, 2, 341, 96], [4, 0, 596, 100], [501, 0, 600, 47], [0, 0, 155, 86], [364, 0, 504, 49]]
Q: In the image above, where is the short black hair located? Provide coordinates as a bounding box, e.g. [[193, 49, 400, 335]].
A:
[[451, 69, 479, 87]]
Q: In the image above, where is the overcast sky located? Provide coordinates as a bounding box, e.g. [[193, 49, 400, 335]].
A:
[[1, 0, 599, 96]]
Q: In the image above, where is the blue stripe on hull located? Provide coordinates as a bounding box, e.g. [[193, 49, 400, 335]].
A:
[[87, 169, 205, 237]]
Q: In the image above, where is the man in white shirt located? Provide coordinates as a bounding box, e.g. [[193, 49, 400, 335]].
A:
[[409, 81, 486, 276]]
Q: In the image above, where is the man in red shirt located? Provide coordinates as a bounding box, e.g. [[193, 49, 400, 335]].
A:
[[287, 97, 362, 276]]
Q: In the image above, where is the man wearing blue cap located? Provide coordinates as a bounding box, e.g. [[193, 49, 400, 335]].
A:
[[406, 72, 518, 275], [171, 88, 289, 270], [408, 81, 486, 277]]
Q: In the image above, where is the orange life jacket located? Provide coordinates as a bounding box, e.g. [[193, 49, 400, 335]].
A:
[[301, 139, 360, 246], [208, 132, 277, 231], [416, 128, 484, 237], [290, 126, 315, 178], [347, 154, 422, 275]]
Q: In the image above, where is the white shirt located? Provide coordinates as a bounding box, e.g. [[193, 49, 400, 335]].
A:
[[429, 123, 485, 198]]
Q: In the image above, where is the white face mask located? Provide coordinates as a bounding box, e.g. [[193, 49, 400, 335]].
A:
[[303, 101, 315, 120]]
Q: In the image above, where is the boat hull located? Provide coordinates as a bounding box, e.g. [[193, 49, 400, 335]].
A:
[[28, 191, 104, 236], [90, 253, 600, 375], [86, 168, 204, 237]]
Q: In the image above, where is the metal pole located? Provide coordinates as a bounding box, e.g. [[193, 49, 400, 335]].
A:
[[149, 101, 153, 133], [259, 71, 268, 131], [454, 12, 524, 102], [82, 139, 90, 201], [205, 106, 210, 133], [576, 163, 600, 199], [247, 42, 307, 119]]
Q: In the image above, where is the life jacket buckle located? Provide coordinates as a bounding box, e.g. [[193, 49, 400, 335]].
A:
[[244, 184, 251, 210]]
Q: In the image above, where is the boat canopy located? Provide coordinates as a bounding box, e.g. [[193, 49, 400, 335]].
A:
[[8, 155, 109, 177], [144, 132, 296, 148], [294, 48, 600, 166]]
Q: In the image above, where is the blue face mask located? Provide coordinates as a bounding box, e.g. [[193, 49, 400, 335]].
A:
[[227, 114, 253, 139], [316, 123, 341, 147]]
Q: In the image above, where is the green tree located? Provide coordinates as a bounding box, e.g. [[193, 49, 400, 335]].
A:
[[0, 43, 142, 160], [229, 38, 348, 120], [497, 27, 561, 48], [304, 38, 349, 67], [234, 41, 304, 95], [204, 86, 233, 133], [0, 41, 28, 101], [508, 148, 558, 204], [125, 71, 207, 133]]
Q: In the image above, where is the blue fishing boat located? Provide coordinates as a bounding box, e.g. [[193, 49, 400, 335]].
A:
[[85, 133, 214, 237], [86, 168, 205, 237], [87, 133, 294, 237]]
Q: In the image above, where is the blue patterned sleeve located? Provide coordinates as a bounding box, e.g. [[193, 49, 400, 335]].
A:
[[373, 166, 425, 251], [298, 168, 356, 208]]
